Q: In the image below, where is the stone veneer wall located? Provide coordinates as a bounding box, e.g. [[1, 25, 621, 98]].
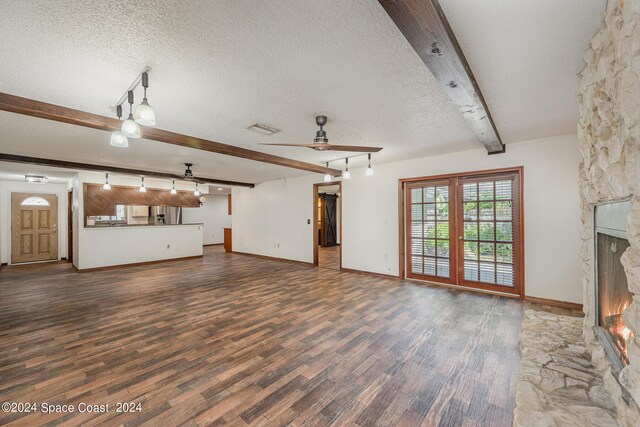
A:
[[577, 0, 640, 424]]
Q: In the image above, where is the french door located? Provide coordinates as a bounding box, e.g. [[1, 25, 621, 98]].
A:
[[404, 169, 522, 296]]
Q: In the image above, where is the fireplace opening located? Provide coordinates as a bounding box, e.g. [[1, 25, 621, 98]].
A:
[[597, 233, 633, 366], [595, 200, 634, 370]]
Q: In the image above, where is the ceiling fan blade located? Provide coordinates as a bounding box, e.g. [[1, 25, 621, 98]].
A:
[[325, 145, 383, 152], [259, 143, 321, 148]]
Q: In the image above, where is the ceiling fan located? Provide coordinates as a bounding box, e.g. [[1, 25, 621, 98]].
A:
[[183, 163, 195, 180], [259, 115, 382, 152]]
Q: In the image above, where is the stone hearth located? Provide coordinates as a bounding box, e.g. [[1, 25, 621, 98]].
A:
[[577, 0, 640, 425], [515, 309, 619, 426]]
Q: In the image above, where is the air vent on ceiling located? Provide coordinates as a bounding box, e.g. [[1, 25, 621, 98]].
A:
[[247, 123, 280, 135]]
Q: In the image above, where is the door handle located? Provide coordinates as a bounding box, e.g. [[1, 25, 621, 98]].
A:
[[458, 236, 463, 240], [53, 224, 57, 233]]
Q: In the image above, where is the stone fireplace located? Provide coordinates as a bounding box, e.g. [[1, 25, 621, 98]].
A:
[[578, 0, 640, 425]]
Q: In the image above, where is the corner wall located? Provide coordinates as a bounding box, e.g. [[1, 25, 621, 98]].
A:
[[233, 133, 582, 303]]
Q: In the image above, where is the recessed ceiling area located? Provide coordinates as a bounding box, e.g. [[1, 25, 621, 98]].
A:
[[0, 0, 605, 182]]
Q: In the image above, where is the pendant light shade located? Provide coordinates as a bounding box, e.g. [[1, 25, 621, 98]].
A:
[[342, 158, 351, 180], [323, 162, 331, 182], [194, 183, 201, 197], [102, 173, 111, 190], [134, 100, 156, 126], [139, 177, 146, 193], [122, 91, 142, 138], [110, 131, 129, 147], [111, 105, 129, 147], [134, 72, 156, 126], [170, 180, 177, 195], [366, 153, 374, 176]]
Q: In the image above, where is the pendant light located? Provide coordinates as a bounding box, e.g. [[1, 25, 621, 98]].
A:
[[134, 72, 156, 126], [366, 153, 374, 176], [342, 158, 351, 180], [194, 183, 201, 197], [139, 177, 147, 192], [122, 91, 142, 138], [102, 173, 111, 190], [110, 105, 129, 147], [323, 162, 332, 182], [170, 180, 177, 195]]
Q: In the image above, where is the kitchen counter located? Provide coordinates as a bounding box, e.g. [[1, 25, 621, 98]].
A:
[[77, 224, 204, 270]]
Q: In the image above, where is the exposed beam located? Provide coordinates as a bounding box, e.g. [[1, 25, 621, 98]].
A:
[[0, 92, 344, 175], [379, 0, 504, 154], [0, 153, 255, 188]]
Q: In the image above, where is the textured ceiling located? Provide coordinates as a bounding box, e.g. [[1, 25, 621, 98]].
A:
[[0, 0, 605, 182]]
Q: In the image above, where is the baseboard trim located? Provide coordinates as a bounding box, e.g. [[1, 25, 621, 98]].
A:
[[341, 267, 399, 280], [204, 243, 224, 247], [75, 255, 204, 272], [524, 296, 583, 311], [232, 251, 314, 267]]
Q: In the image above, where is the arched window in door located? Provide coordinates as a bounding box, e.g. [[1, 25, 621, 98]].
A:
[[21, 196, 51, 206]]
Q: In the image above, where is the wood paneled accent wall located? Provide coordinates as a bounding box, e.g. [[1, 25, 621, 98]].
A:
[[83, 184, 200, 217]]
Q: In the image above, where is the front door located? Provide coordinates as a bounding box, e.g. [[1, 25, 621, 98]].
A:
[[11, 193, 58, 264]]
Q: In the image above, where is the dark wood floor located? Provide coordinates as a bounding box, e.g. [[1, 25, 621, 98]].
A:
[[318, 245, 340, 271], [0, 246, 525, 426]]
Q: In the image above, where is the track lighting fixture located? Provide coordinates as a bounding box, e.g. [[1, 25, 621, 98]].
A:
[[342, 158, 351, 180], [134, 72, 156, 126], [139, 177, 147, 192], [110, 105, 129, 147], [194, 183, 201, 197], [323, 162, 332, 182], [170, 180, 177, 195], [102, 173, 111, 190], [122, 91, 142, 138], [366, 153, 374, 176]]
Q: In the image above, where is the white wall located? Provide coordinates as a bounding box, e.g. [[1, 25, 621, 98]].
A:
[[0, 180, 69, 264], [234, 177, 318, 262], [74, 171, 204, 270], [183, 194, 231, 244], [233, 134, 583, 303]]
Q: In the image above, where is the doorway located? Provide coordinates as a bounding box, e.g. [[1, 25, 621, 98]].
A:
[[11, 192, 59, 264], [313, 182, 342, 271], [399, 167, 524, 297], [67, 188, 73, 263]]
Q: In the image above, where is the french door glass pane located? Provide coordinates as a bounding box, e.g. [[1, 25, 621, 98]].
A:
[[408, 183, 450, 279], [461, 179, 515, 288]]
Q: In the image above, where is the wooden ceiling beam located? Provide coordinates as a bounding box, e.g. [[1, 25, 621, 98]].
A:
[[0, 92, 344, 175], [379, 0, 505, 154], [0, 153, 256, 188]]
